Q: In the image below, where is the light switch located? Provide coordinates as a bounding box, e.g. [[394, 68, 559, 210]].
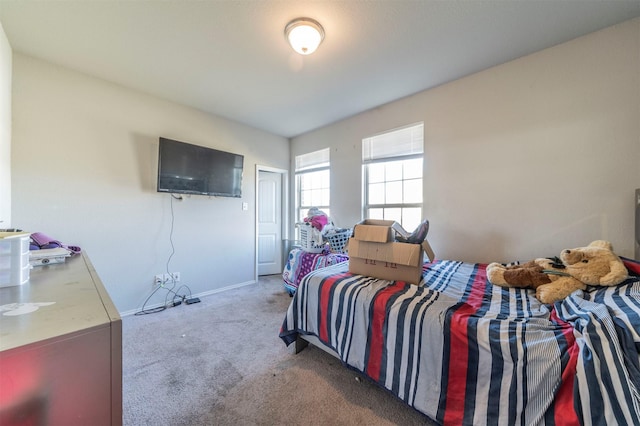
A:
[[242, 202, 248, 211]]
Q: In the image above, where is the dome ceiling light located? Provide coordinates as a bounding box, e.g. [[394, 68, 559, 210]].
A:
[[285, 17, 325, 55]]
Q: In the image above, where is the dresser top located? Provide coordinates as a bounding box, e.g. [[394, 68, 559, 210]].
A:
[[0, 254, 120, 352]]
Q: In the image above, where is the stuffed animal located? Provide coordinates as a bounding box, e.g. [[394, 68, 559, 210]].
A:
[[486, 240, 628, 304]]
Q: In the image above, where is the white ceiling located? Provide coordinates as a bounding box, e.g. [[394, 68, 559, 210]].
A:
[[1, 1, 639, 138]]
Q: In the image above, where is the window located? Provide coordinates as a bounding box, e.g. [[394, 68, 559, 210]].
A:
[[295, 148, 330, 224], [363, 123, 424, 232]]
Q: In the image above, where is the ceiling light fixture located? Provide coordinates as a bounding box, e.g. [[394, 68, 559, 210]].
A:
[[285, 17, 325, 55]]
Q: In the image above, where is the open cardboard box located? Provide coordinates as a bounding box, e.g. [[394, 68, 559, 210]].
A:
[[347, 238, 435, 285], [352, 219, 410, 243]]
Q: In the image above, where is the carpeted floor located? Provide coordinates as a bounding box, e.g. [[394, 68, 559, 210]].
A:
[[122, 274, 437, 425]]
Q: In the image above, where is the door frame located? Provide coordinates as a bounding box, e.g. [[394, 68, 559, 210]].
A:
[[255, 165, 289, 283]]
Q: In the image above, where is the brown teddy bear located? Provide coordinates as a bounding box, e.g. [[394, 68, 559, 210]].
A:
[[486, 240, 628, 304]]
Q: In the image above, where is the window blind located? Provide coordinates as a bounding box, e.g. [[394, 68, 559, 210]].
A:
[[295, 147, 330, 171], [362, 123, 423, 162]]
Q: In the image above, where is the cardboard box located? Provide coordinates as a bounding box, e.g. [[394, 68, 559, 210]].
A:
[[353, 219, 410, 243], [421, 239, 435, 263], [348, 238, 425, 284], [348, 239, 422, 265], [348, 257, 422, 284]]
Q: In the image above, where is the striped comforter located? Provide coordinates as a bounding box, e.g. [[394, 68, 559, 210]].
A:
[[279, 259, 640, 425]]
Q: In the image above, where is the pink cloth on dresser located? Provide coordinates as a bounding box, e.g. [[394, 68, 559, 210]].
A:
[[30, 232, 82, 254]]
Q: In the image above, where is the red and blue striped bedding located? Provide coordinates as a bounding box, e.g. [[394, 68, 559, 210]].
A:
[[280, 258, 640, 425]]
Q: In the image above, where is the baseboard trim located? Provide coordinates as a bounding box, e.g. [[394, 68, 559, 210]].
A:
[[195, 279, 257, 299], [121, 279, 257, 317]]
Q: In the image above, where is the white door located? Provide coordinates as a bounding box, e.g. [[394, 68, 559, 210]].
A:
[[257, 171, 282, 275]]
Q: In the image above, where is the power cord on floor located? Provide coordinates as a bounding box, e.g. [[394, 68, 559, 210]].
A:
[[135, 279, 194, 315], [135, 194, 196, 315]]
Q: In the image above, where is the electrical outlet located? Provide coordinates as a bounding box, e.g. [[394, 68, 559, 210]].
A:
[[169, 272, 181, 282], [154, 274, 164, 286]]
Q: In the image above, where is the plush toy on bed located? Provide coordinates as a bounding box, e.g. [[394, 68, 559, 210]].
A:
[[486, 240, 628, 304]]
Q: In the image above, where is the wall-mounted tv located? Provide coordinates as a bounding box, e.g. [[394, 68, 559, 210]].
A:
[[157, 137, 244, 198]]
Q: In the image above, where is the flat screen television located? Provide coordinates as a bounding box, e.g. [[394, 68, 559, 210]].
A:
[[157, 137, 244, 198]]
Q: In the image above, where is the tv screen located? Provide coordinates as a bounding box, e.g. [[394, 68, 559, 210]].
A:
[[157, 137, 244, 198]]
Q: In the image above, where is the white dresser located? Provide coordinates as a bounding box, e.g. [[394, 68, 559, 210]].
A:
[[0, 253, 122, 425]]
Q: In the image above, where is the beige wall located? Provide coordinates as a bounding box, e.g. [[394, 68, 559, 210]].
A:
[[0, 22, 10, 226], [8, 18, 640, 313], [292, 18, 640, 262], [11, 55, 289, 313]]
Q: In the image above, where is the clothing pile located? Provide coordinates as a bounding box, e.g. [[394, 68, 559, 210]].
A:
[[30, 232, 82, 254]]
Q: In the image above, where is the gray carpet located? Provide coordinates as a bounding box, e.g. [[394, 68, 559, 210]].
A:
[[122, 274, 436, 425]]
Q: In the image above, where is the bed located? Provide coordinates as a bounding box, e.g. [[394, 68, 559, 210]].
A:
[[280, 257, 640, 425]]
